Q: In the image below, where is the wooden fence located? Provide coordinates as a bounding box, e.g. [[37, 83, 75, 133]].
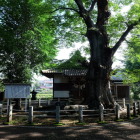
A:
[[3, 101, 140, 124]]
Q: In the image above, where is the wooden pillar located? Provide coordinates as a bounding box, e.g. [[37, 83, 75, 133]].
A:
[[7, 99, 11, 113], [116, 85, 118, 99], [38, 99, 41, 107], [47, 100, 50, 105], [19, 99, 22, 109], [7, 105, 13, 122], [137, 101, 140, 114], [133, 102, 137, 117], [79, 106, 83, 123], [126, 104, 131, 119], [56, 106, 60, 123], [28, 99, 31, 108], [115, 104, 120, 120], [122, 98, 125, 108], [28, 106, 33, 124], [99, 105, 104, 122], [25, 99, 28, 112], [0, 104, 3, 116]]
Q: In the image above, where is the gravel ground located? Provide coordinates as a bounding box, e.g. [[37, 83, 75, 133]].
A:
[[0, 118, 140, 140]]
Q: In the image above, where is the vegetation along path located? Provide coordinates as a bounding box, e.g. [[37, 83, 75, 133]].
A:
[[0, 117, 140, 140]]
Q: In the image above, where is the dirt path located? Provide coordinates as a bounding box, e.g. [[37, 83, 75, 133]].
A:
[[0, 118, 140, 140]]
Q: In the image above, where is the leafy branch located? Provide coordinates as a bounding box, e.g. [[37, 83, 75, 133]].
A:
[[51, 7, 79, 14], [112, 20, 140, 56], [88, 0, 97, 12]]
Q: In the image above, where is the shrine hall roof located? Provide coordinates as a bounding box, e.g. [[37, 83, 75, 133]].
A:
[[41, 69, 123, 82]]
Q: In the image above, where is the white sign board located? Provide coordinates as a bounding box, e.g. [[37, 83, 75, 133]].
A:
[[5, 84, 30, 99], [54, 91, 69, 98]]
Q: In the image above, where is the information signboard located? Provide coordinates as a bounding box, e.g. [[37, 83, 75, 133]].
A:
[[5, 84, 30, 99], [54, 91, 69, 98]]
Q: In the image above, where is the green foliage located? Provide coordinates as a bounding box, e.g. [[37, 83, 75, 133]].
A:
[[36, 93, 53, 99], [42, 0, 140, 49], [53, 123, 65, 126], [123, 30, 140, 83], [122, 28, 140, 99], [131, 83, 140, 99], [115, 119, 124, 122], [75, 122, 87, 125], [55, 50, 88, 69], [0, 0, 57, 83], [97, 121, 107, 124]]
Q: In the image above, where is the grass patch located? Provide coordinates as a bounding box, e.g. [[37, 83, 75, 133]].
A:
[[53, 123, 65, 126], [36, 94, 53, 99], [3, 121, 16, 125], [26, 122, 36, 126], [128, 117, 134, 120], [3, 122, 10, 125], [115, 119, 124, 122], [0, 116, 6, 120], [97, 121, 107, 124], [75, 122, 87, 125]]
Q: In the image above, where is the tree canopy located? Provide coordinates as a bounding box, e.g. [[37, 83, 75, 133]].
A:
[[55, 50, 88, 69], [123, 28, 140, 83], [0, 0, 57, 83], [44, 0, 140, 49]]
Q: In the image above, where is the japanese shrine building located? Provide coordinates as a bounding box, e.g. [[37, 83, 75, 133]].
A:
[[41, 69, 130, 103]]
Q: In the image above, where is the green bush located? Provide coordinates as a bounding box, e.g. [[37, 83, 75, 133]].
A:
[[36, 94, 53, 99]]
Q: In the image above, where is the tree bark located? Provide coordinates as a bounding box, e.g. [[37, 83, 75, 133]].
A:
[[84, 29, 114, 108]]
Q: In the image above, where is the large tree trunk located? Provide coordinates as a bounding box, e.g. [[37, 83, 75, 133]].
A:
[[84, 30, 114, 108], [74, 0, 115, 108]]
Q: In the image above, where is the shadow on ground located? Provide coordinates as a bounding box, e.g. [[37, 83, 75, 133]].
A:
[[0, 118, 140, 140]]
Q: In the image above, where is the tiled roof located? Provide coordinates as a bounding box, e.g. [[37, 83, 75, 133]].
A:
[[41, 69, 87, 78], [41, 69, 123, 81]]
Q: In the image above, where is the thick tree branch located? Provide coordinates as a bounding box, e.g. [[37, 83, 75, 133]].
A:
[[51, 7, 79, 14], [88, 0, 97, 12], [112, 22, 139, 56], [96, 0, 109, 27], [74, 0, 86, 11], [74, 0, 94, 28]]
